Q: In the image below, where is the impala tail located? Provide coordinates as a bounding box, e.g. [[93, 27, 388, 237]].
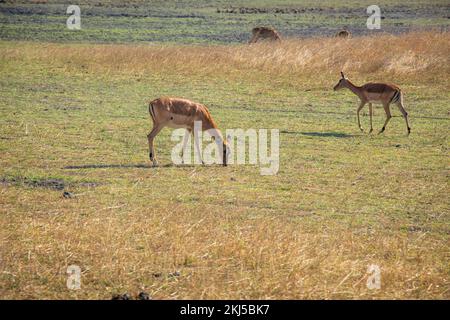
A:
[[148, 98, 164, 123], [389, 89, 402, 104], [148, 100, 155, 122]]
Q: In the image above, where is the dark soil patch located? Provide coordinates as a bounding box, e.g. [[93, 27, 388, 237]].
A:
[[51, 105, 83, 111], [217, 7, 324, 14], [0, 176, 99, 190], [111, 291, 151, 300], [217, 5, 450, 18]]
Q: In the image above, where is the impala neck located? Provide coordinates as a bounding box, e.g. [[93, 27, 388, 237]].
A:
[[209, 128, 226, 148], [344, 79, 363, 98]]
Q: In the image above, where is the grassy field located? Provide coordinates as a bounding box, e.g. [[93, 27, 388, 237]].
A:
[[0, 31, 449, 299], [0, 0, 449, 300]]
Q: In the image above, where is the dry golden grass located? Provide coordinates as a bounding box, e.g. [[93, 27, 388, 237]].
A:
[[1, 187, 448, 299], [3, 31, 449, 86], [0, 32, 449, 300]]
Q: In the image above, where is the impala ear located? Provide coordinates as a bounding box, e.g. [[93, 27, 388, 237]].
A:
[[340, 71, 345, 79]]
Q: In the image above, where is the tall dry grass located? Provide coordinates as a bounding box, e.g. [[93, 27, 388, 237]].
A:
[[2, 31, 449, 87]]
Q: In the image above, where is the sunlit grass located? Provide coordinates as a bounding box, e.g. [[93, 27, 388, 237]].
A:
[[0, 32, 449, 299]]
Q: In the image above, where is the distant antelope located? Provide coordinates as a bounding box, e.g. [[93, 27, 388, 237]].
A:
[[147, 97, 228, 166], [249, 27, 281, 43], [335, 30, 351, 38], [333, 72, 411, 135]]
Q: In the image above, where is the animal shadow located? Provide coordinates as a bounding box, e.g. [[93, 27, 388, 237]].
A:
[[282, 131, 353, 138], [63, 163, 196, 169]]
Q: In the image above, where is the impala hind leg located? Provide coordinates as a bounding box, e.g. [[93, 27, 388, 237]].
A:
[[357, 102, 366, 132], [379, 103, 392, 134], [147, 124, 164, 166], [396, 101, 411, 135]]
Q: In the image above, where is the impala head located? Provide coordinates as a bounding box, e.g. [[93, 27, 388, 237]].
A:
[[223, 139, 230, 167], [333, 71, 348, 91], [217, 134, 230, 166]]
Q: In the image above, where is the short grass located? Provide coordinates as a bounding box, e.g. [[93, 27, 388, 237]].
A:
[[0, 31, 449, 299]]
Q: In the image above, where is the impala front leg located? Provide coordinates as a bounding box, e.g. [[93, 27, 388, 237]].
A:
[[193, 130, 204, 165], [368, 103, 373, 133], [180, 129, 191, 164], [357, 101, 366, 132]]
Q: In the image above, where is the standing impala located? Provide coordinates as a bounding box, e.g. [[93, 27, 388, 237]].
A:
[[333, 72, 411, 135], [147, 97, 228, 166]]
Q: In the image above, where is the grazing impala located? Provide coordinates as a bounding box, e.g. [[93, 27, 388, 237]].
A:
[[333, 72, 411, 135], [249, 26, 281, 43], [147, 97, 228, 166]]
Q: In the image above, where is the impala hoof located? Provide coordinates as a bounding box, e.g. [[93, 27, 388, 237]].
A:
[[369, 128, 373, 134], [359, 127, 364, 132]]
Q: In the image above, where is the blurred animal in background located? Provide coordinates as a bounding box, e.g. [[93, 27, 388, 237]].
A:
[[249, 26, 281, 43], [336, 30, 351, 38]]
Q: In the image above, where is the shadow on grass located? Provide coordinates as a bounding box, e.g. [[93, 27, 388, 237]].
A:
[[63, 163, 197, 169], [282, 131, 353, 138]]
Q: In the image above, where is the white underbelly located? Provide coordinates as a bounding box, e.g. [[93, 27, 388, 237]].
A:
[[366, 94, 383, 103], [166, 122, 190, 129], [164, 114, 195, 129]]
